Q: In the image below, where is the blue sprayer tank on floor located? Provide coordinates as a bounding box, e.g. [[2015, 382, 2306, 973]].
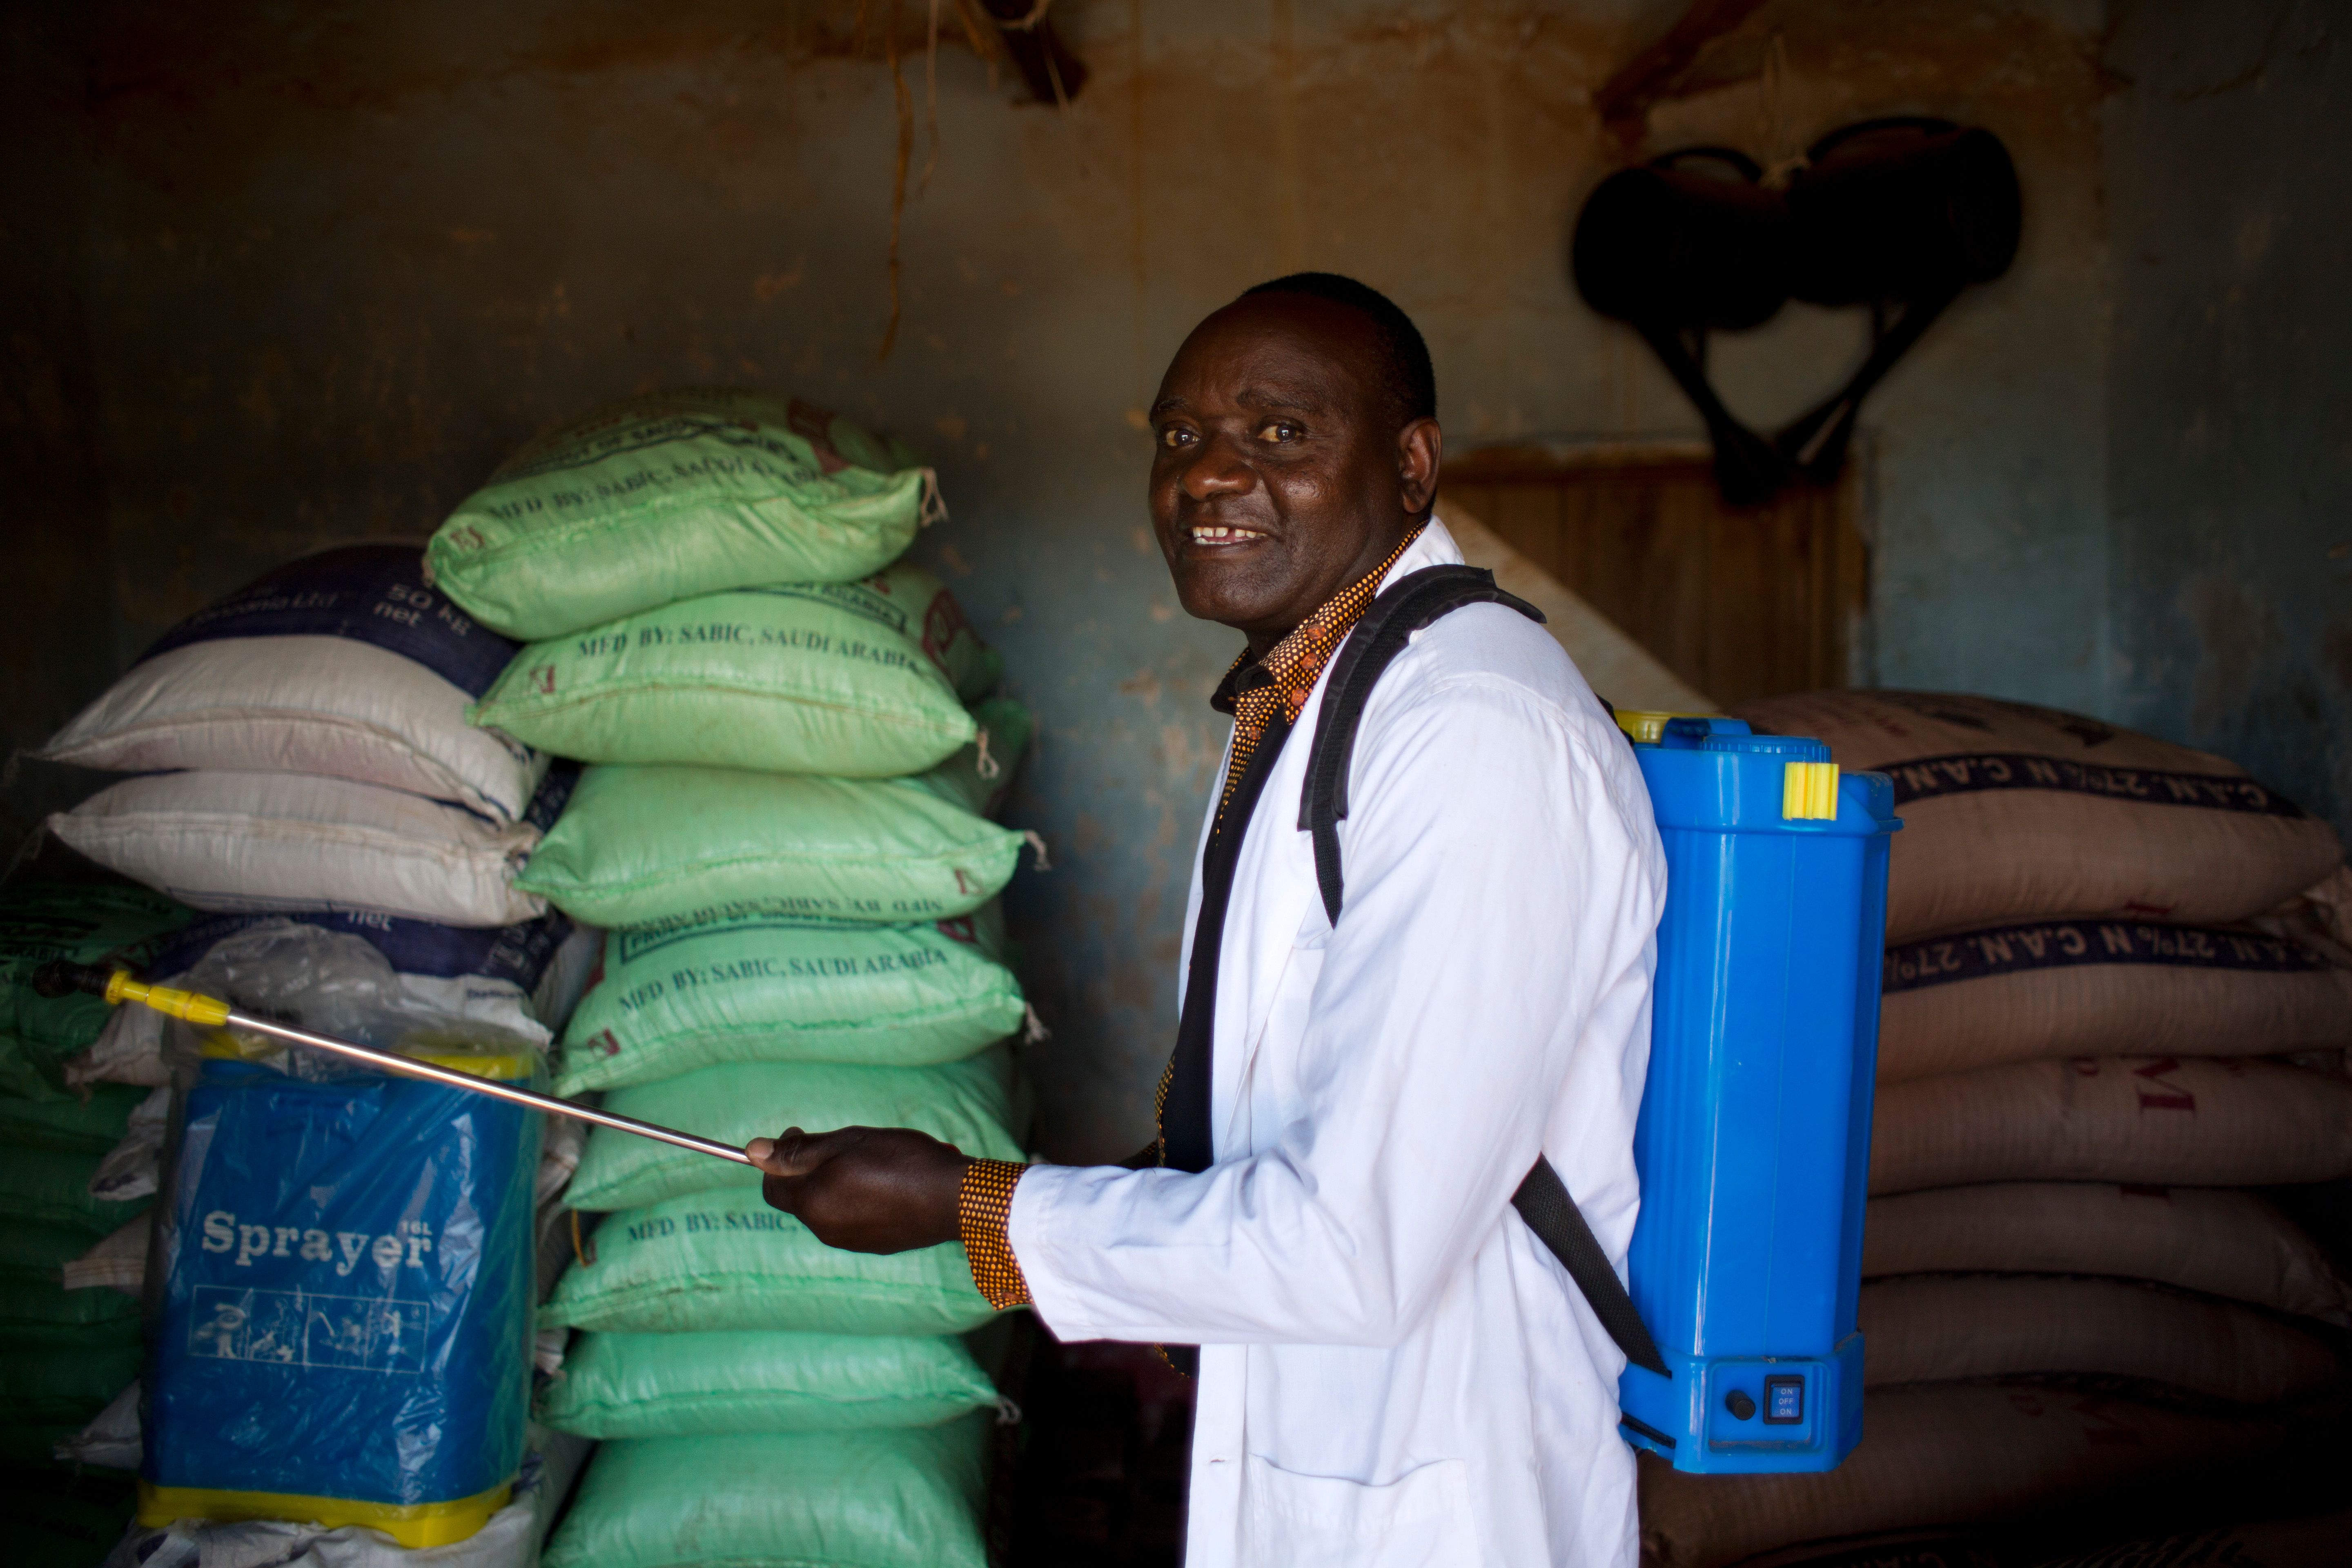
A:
[[1613, 713, 1899, 1474]]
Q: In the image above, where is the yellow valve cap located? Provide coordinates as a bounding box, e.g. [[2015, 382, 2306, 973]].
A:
[[1613, 710, 1720, 744], [1783, 760, 1841, 821], [104, 971, 233, 1027]]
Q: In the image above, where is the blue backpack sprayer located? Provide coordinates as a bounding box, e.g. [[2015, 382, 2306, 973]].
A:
[[1299, 565, 1898, 1476]]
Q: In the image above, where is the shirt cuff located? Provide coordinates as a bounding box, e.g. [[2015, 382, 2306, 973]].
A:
[[958, 1158, 1031, 1310]]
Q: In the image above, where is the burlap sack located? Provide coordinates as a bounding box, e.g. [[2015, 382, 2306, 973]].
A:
[[1863, 1183, 2352, 1323], [1859, 1275, 2338, 1403], [1733, 692, 2342, 943], [2027, 1507, 2352, 1568], [1869, 1057, 2352, 1195], [1732, 1507, 2352, 1568], [1879, 920, 2352, 1081], [1639, 1384, 2282, 1568]]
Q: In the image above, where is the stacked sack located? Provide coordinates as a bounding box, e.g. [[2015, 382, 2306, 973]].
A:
[[41, 543, 571, 929], [26, 542, 602, 1559], [0, 885, 186, 1482], [40, 541, 600, 1298], [1641, 691, 2352, 1568], [423, 389, 1035, 1568]]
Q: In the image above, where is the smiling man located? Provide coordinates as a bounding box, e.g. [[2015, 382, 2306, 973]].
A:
[[750, 274, 1665, 1568]]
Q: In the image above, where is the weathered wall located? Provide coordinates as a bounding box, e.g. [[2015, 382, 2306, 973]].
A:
[[1, 4, 113, 848], [2103, 0, 2352, 845], [14, 0, 2114, 1158], [1621, 0, 2112, 710]]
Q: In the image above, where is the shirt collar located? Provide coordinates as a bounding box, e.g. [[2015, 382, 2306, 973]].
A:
[[1209, 523, 1428, 720]]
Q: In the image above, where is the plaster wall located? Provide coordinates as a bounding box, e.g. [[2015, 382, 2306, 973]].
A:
[[4, 6, 113, 847], [2103, 0, 2352, 848], [18, 0, 2114, 1158]]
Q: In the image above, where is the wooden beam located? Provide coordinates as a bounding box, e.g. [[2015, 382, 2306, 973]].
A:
[[1592, 0, 1773, 157]]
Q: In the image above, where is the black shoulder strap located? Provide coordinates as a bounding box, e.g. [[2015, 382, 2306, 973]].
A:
[[1298, 563, 1670, 1379], [1299, 566, 1545, 924]]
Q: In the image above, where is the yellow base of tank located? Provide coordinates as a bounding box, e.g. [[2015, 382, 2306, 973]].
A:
[[136, 1477, 513, 1548]]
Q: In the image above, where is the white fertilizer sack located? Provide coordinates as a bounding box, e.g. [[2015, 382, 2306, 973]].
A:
[[48, 767, 573, 929], [39, 544, 546, 822]]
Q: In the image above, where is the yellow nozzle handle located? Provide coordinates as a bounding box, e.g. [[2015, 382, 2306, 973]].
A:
[[104, 971, 234, 1027]]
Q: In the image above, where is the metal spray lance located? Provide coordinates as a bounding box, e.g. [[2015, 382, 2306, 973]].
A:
[[33, 962, 755, 1167]]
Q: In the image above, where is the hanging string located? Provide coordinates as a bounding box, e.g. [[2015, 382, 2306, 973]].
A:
[[952, 0, 1000, 89], [1042, 5, 1073, 117], [922, 0, 944, 191], [1760, 33, 1807, 188], [880, 0, 914, 360]]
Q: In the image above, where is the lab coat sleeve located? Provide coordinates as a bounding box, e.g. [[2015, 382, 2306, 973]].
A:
[[1006, 670, 1662, 1347]]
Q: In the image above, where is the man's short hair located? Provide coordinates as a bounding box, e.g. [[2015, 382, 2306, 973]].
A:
[[1241, 272, 1437, 428]]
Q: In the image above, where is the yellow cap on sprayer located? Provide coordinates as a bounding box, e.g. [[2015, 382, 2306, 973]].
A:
[[101, 970, 234, 1027]]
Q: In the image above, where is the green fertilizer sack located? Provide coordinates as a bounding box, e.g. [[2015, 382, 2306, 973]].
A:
[[538, 1330, 1000, 1437], [541, 1185, 997, 1336], [565, 1046, 1023, 1211], [556, 902, 1025, 1094], [0, 1147, 148, 1236], [0, 1224, 108, 1286], [542, 1419, 988, 1568], [517, 699, 1033, 929], [0, 1335, 146, 1467], [0, 1278, 140, 1343], [0, 1470, 142, 1565], [0, 1327, 143, 1438], [0, 1084, 146, 1154], [428, 390, 939, 641], [0, 885, 190, 1100], [470, 561, 1001, 778]]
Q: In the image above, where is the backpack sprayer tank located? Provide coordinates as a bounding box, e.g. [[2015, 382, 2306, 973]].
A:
[[1614, 712, 1899, 1473], [1287, 566, 1899, 1476]]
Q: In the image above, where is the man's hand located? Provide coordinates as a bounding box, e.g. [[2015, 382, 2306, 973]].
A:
[[746, 1125, 972, 1254]]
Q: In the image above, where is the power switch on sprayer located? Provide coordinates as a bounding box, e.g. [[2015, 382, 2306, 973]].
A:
[[1764, 1375, 1806, 1425]]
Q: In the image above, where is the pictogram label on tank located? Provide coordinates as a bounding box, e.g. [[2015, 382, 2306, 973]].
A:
[[188, 1285, 430, 1374]]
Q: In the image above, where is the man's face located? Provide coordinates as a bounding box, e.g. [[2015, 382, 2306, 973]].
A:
[[1148, 295, 1439, 650]]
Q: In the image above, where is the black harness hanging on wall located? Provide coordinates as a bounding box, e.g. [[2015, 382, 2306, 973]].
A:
[[1571, 118, 2022, 506]]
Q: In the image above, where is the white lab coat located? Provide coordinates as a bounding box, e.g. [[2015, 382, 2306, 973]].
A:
[[1009, 519, 1665, 1568]]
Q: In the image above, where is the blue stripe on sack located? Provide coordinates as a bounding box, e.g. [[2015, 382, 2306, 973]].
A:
[[521, 762, 579, 834], [151, 909, 572, 989], [1879, 751, 2308, 818], [136, 545, 521, 698], [1884, 918, 2324, 993]]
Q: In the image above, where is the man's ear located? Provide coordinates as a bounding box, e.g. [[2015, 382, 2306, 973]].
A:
[[1398, 417, 1442, 516]]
